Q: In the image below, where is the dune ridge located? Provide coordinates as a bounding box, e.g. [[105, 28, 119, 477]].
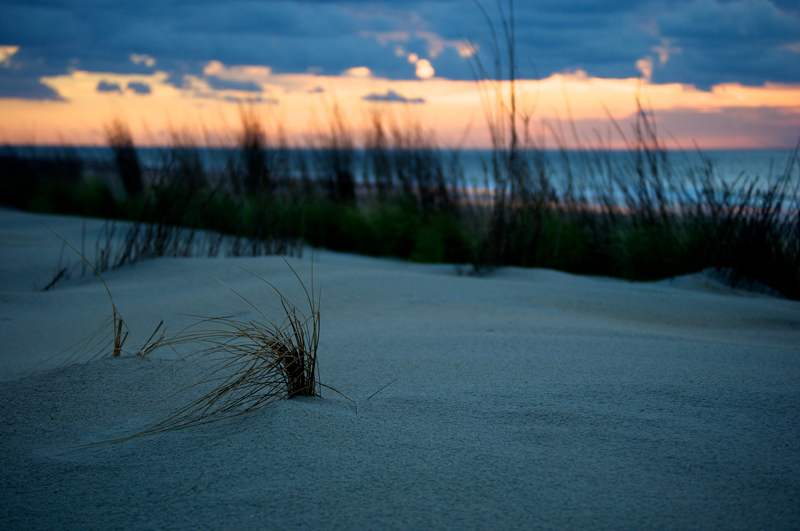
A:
[[1, 208, 798, 529]]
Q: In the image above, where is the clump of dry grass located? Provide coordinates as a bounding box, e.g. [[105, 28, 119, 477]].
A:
[[130, 258, 323, 437], [42, 223, 332, 439]]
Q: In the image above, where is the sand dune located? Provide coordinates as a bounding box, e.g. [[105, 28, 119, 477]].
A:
[[1, 207, 798, 529]]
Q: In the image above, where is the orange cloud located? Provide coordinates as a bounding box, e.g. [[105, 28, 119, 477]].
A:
[[203, 60, 272, 83], [341, 66, 372, 78], [414, 59, 435, 79], [0, 66, 798, 149]]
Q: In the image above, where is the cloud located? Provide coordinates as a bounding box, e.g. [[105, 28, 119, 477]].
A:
[[658, 0, 798, 43], [0, 0, 798, 103], [220, 94, 278, 104], [179, 73, 269, 102], [127, 81, 151, 94], [206, 77, 262, 92], [361, 28, 473, 59], [636, 57, 654, 82], [96, 80, 122, 93], [342, 66, 372, 78], [652, 39, 681, 65], [415, 59, 435, 79], [648, 105, 800, 149], [0, 46, 19, 67], [653, 0, 800, 86], [359, 30, 410, 46], [414, 31, 473, 59], [307, 86, 325, 93], [7, 65, 799, 148], [203, 60, 272, 82], [130, 54, 155, 68], [361, 89, 425, 103]]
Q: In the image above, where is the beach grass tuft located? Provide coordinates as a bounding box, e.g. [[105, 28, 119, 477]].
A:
[[129, 257, 321, 437]]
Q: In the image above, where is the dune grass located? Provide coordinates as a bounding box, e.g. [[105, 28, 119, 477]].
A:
[[39, 231, 329, 439], [10, 107, 799, 299], [462, 0, 800, 296], [127, 260, 323, 437]]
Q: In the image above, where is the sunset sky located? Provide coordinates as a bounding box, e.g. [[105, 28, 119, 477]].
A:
[[1, 0, 799, 149]]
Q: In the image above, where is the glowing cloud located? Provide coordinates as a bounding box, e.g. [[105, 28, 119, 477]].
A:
[[415, 59, 434, 79], [203, 60, 272, 83], [2, 64, 799, 150], [0, 46, 19, 67], [458, 44, 477, 58], [408, 53, 419, 64], [636, 57, 653, 83], [342, 66, 372, 78]]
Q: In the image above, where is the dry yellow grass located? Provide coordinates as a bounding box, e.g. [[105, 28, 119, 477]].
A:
[[129, 258, 323, 437], [40, 228, 341, 440]]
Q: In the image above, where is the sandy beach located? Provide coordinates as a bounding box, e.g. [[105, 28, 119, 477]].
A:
[[1, 207, 798, 529]]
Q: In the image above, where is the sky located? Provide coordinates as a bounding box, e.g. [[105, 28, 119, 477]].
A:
[[1, 0, 799, 149]]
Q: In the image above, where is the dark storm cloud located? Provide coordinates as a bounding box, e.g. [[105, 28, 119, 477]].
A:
[[1, 0, 798, 100], [654, 0, 800, 87]]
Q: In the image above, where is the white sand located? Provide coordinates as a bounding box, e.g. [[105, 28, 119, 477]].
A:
[[1, 207, 799, 529]]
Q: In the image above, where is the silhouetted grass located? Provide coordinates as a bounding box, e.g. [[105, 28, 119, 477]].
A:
[[463, 0, 799, 297], [105, 117, 143, 199], [9, 108, 799, 299], [301, 198, 473, 262], [0, 145, 115, 217], [8, 107, 799, 299]]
